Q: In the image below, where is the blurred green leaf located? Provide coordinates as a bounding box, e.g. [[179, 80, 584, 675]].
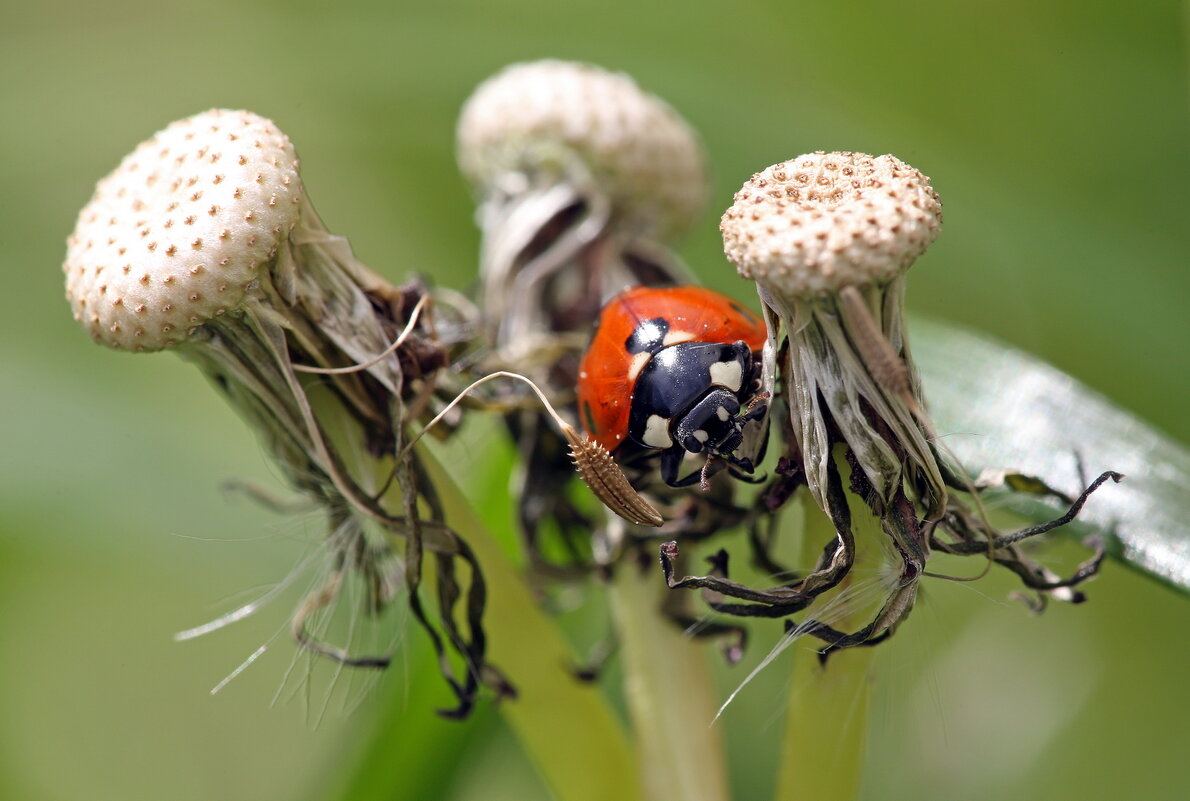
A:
[[913, 316, 1190, 594]]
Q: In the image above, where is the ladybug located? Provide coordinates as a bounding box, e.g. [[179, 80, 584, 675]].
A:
[[576, 286, 770, 488]]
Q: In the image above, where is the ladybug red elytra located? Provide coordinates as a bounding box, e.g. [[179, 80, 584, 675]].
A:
[[576, 286, 770, 488]]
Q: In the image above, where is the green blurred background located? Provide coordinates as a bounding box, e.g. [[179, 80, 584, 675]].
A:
[[2, 1, 1187, 799]]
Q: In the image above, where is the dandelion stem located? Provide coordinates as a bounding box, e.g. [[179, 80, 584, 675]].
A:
[[418, 449, 644, 801], [773, 459, 877, 801], [610, 553, 730, 801]]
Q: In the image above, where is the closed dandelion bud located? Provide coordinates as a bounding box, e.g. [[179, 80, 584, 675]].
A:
[[454, 62, 715, 575], [62, 109, 411, 479], [711, 152, 1112, 653]]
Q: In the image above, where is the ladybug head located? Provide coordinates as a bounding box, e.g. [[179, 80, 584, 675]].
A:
[[674, 389, 745, 457], [627, 341, 769, 488], [669, 388, 768, 485]]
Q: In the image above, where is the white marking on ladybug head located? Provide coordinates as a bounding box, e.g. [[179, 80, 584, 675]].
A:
[[693, 429, 709, 443], [709, 360, 742, 392], [716, 406, 730, 422], [643, 414, 674, 449]]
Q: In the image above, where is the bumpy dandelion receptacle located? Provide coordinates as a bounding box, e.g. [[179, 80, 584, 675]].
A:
[[63, 109, 505, 716], [659, 152, 1117, 654]]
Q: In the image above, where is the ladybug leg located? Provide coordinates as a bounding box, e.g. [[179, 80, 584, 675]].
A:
[[725, 453, 754, 473], [660, 447, 714, 488], [718, 450, 766, 484], [671, 471, 707, 488], [728, 471, 764, 485], [660, 447, 689, 487]]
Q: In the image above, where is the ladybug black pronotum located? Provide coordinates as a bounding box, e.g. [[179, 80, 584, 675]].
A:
[[576, 286, 769, 488]]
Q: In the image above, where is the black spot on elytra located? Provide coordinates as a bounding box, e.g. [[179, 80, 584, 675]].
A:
[[625, 317, 670, 355]]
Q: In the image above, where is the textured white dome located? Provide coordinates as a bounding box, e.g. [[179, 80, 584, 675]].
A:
[[721, 152, 942, 296], [64, 109, 303, 351], [457, 60, 708, 241]]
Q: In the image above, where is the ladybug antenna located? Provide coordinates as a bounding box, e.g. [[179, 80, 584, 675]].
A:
[[401, 371, 664, 528]]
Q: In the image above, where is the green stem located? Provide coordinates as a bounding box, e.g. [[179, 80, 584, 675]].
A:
[[420, 450, 643, 801], [773, 484, 876, 801], [307, 381, 640, 801], [610, 557, 731, 801]]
